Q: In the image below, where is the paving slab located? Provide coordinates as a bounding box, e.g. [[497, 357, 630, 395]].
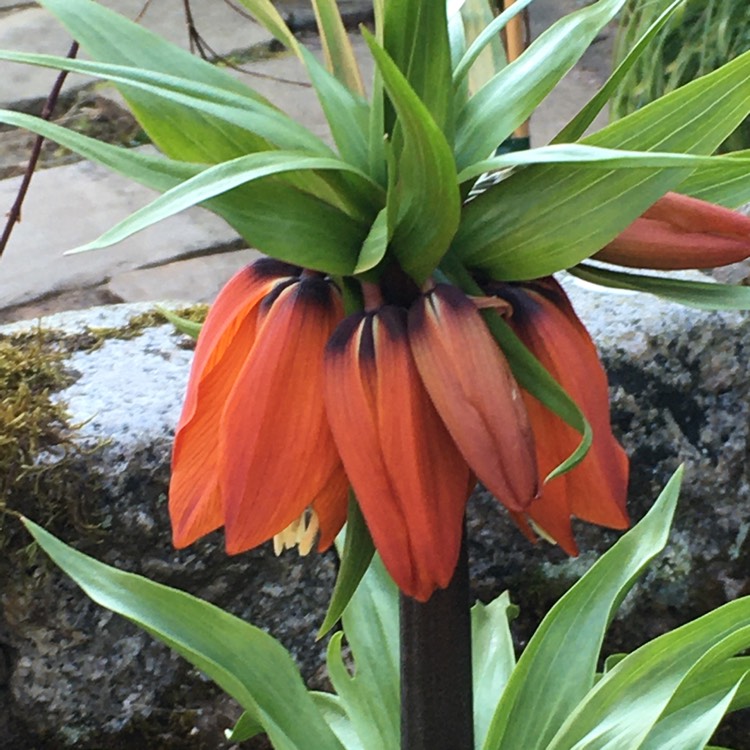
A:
[[106, 247, 263, 302], [0, 153, 240, 308], [0, 0, 277, 109]]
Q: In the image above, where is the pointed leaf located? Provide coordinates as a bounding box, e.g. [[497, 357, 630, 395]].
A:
[[673, 656, 750, 714], [233, 0, 300, 53], [453, 0, 533, 86], [311, 0, 364, 94], [472, 592, 517, 749], [354, 208, 390, 274], [548, 606, 750, 749], [638, 686, 743, 750], [677, 149, 750, 208], [225, 711, 264, 743], [69, 151, 381, 255], [457, 143, 750, 183], [365, 32, 460, 283], [34, 0, 277, 163], [325, 553, 399, 750], [483, 468, 683, 750], [234, 0, 371, 173], [318, 494, 375, 637], [569, 265, 750, 311], [0, 110, 202, 191], [456, 0, 627, 169], [299, 46, 372, 173], [156, 307, 204, 339], [0, 50, 332, 158], [22, 518, 344, 750], [311, 693, 364, 750], [0, 112, 371, 274], [553, 0, 687, 144], [455, 50, 750, 280], [382, 0, 454, 138]]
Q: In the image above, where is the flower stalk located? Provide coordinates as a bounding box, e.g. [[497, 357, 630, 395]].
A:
[[400, 524, 474, 750]]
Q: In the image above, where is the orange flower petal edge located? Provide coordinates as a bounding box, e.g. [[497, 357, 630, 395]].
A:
[[408, 284, 538, 513], [220, 276, 346, 555], [324, 307, 472, 602], [169, 260, 299, 548]]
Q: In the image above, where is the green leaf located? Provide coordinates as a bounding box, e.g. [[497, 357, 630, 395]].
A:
[[0, 110, 202, 191], [455, 0, 627, 169], [311, 693, 364, 750], [354, 208, 390, 274], [156, 307, 203, 339], [0, 50, 330, 158], [455, 50, 750, 280], [22, 518, 344, 750], [569, 265, 750, 311], [230, 0, 301, 55], [235, 0, 372, 174], [452, 0, 533, 87], [553, 0, 687, 144], [382, 0, 454, 139], [311, 0, 364, 95], [483, 468, 684, 750], [0, 112, 371, 275], [666, 657, 750, 716], [299, 46, 373, 174], [34, 0, 277, 164], [472, 592, 517, 749], [225, 711, 264, 743], [457, 143, 750, 183], [68, 151, 382, 255], [365, 31, 461, 283], [318, 494, 375, 638], [327, 552, 400, 750], [677, 149, 750, 208], [548, 605, 750, 749], [637, 687, 743, 750]]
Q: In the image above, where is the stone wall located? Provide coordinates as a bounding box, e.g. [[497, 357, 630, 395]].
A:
[[1, 277, 748, 748]]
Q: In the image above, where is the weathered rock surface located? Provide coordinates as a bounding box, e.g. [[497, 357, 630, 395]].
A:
[[1, 277, 749, 748]]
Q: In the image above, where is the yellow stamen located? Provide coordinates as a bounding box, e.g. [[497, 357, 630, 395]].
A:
[[272, 509, 320, 557], [528, 518, 558, 546]]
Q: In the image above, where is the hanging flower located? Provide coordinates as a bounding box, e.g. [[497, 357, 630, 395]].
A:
[[323, 288, 538, 599], [169, 259, 348, 557], [170, 263, 545, 601], [595, 192, 750, 270], [485, 278, 629, 554]]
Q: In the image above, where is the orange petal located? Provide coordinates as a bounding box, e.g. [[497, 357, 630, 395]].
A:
[[311, 463, 350, 552], [496, 279, 629, 551], [408, 284, 538, 512], [596, 192, 750, 269], [179, 259, 300, 428], [169, 260, 298, 548], [219, 276, 346, 554], [324, 307, 472, 602]]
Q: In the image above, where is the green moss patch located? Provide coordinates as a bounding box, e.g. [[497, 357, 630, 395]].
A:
[[0, 304, 207, 558]]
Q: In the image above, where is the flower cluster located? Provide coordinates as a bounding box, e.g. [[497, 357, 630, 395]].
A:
[[169, 191, 750, 601]]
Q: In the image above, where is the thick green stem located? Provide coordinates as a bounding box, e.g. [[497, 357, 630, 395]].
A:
[[400, 527, 474, 750]]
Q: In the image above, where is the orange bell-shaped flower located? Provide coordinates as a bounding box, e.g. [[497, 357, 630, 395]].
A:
[[488, 278, 629, 554], [408, 284, 539, 512], [596, 192, 750, 270], [169, 261, 348, 555], [324, 306, 473, 601]]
